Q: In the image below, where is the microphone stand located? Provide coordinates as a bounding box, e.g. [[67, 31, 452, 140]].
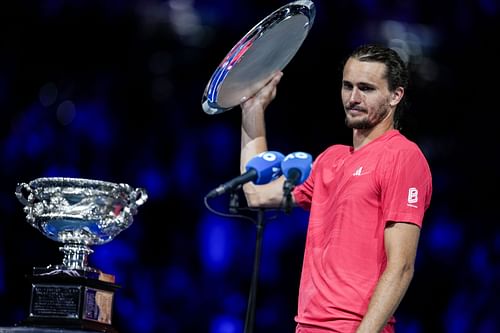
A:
[[283, 182, 295, 215], [243, 207, 265, 333], [204, 190, 271, 333]]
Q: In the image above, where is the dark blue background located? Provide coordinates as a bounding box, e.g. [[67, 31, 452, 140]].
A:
[[0, 0, 498, 332]]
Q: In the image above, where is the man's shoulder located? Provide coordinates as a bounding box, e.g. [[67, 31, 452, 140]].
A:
[[383, 132, 432, 172], [386, 130, 424, 152], [313, 144, 352, 164], [322, 143, 352, 155]]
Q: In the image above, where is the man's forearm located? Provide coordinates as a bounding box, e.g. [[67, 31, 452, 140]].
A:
[[240, 71, 282, 155], [356, 265, 414, 333], [241, 107, 267, 172], [238, 71, 283, 206]]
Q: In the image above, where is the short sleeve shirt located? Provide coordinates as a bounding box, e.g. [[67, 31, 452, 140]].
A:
[[293, 129, 432, 330]]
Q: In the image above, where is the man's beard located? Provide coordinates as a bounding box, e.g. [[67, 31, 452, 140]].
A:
[[345, 116, 372, 129], [344, 106, 390, 129]]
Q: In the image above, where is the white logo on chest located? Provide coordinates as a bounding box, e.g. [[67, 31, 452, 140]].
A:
[[352, 166, 365, 176]]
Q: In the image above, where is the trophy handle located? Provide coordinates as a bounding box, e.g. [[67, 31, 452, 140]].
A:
[[124, 187, 148, 216], [132, 187, 148, 207], [15, 182, 32, 205]]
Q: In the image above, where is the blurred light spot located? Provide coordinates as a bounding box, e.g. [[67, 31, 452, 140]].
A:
[[126, 306, 156, 333], [198, 214, 237, 274], [416, 57, 439, 81], [169, 0, 199, 34], [388, 38, 411, 64], [396, 318, 422, 333], [469, 244, 490, 279], [445, 292, 471, 333], [173, 143, 198, 192], [377, 20, 440, 83], [131, 271, 155, 305], [92, 239, 138, 277], [136, 1, 170, 36], [264, 219, 288, 251], [480, 0, 498, 15], [357, 0, 377, 12], [2, 104, 51, 161], [478, 317, 497, 333], [426, 217, 463, 256], [204, 124, 237, 171], [161, 266, 193, 299], [137, 167, 169, 199], [24, 123, 55, 158], [257, 302, 280, 327], [258, 220, 289, 282], [381, 20, 438, 52], [115, 297, 135, 324], [43, 165, 80, 178], [223, 292, 246, 314], [39, 82, 58, 107], [56, 100, 76, 125], [26, 132, 46, 157], [381, 20, 407, 42], [210, 314, 242, 333], [71, 102, 113, 145], [40, 0, 64, 17]]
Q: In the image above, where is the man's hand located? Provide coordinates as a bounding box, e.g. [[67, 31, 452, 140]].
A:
[[240, 71, 283, 114]]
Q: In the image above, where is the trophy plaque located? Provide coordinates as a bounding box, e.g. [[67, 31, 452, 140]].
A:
[[15, 177, 148, 333], [201, 0, 315, 115]]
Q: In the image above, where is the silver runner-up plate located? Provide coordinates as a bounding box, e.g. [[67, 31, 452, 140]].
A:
[[201, 0, 315, 115]]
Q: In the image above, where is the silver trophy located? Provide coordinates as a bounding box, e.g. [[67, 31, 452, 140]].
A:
[[15, 177, 148, 332]]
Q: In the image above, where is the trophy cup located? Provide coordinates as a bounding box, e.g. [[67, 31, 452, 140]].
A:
[[15, 177, 148, 333]]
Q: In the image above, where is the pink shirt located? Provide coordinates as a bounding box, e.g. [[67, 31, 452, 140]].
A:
[[293, 129, 432, 332]]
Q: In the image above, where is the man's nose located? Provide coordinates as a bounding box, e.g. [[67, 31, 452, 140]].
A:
[[348, 88, 362, 105], [351, 88, 363, 100]]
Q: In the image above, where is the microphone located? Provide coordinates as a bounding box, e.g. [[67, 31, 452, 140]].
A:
[[206, 151, 285, 198], [281, 151, 313, 197]]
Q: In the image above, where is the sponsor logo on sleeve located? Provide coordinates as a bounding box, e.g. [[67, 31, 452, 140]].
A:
[[407, 187, 418, 208]]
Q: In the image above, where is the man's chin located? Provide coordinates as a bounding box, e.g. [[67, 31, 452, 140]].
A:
[[345, 118, 371, 129]]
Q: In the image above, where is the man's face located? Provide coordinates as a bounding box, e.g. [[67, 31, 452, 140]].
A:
[[341, 58, 395, 130]]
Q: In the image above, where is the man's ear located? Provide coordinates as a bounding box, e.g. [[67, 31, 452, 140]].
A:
[[389, 87, 404, 107]]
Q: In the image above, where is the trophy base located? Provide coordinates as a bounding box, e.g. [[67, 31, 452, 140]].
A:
[[19, 319, 117, 333], [21, 268, 120, 333]]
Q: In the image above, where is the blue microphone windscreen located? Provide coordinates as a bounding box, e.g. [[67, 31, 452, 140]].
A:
[[281, 152, 313, 184], [246, 151, 285, 185]]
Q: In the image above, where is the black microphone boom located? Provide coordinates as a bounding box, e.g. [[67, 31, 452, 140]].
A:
[[206, 169, 258, 198]]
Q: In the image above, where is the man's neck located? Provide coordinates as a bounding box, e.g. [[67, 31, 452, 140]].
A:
[[352, 123, 394, 150]]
